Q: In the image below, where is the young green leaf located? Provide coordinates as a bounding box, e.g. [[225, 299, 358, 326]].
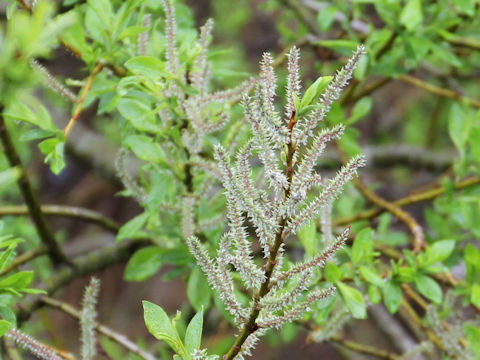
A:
[[125, 56, 168, 79], [415, 275, 442, 304], [359, 266, 384, 288], [324, 262, 342, 283], [0, 320, 11, 337], [383, 281, 402, 314], [465, 324, 480, 355], [187, 266, 212, 312], [352, 228, 374, 264], [0, 271, 34, 290], [300, 76, 333, 109], [124, 246, 164, 282], [143, 301, 189, 359], [336, 282, 367, 319], [421, 239, 455, 267], [347, 97, 372, 125], [185, 308, 203, 355], [297, 220, 318, 257], [116, 212, 149, 242], [399, 0, 423, 31]]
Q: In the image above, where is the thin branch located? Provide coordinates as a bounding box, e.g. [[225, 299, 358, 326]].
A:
[[16, 238, 151, 323], [41, 296, 156, 360], [0, 205, 120, 233], [334, 176, 480, 226], [398, 74, 480, 109], [348, 77, 392, 104], [352, 177, 425, 253], [0, 109, 69, 265], [401, 300, 447, 354], [64, 63, 104, 138], [330, 335, 400, 360]]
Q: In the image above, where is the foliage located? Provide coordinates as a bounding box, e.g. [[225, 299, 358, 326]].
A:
[[0, 0, 479, 359]]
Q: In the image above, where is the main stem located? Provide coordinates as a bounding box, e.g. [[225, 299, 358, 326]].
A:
[[0, 108, 68, 265], [223, 113, 297, 360]]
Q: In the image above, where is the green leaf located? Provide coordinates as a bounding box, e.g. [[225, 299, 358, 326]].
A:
[[415, 275, 442, 304], [124, 135, 168, 165], [383, 281, 402, 314], [351, 228, 374, 264], [471, 284, 480, 308], [300, 76, 333, 109], [448, 103, 472, 156], [0, 246, 16, 273], [124, 246, 163, 282], [142, 301, 188, 359], [314, 40, 359, 55], [87, 0, 112, 31], [117, 98, 162, 133], [316, 6, 338, 32], [336, 282, 367, 319], [465, 244, 480, 284], [465, 324, 480, 355], [359, 266, 384, 288], [20, 129, 55, 142], [116, 212, 149, 242], [0, 320, 11, 337], [421, 240, 455, 267], [125, 57, 168, 79], [184, 308, 203, 355], [324, 262, 342, 283], [452, 0, 475, 16], [347, 97, 372, 125], [0, 271, 34, 290], [399, 0, 423, 31], [368, 285, 382, 304], [187, 266, 212, 312], [38, 137, 66, 175], [4, 103, 56, 132], [297, 220, 317, 256]]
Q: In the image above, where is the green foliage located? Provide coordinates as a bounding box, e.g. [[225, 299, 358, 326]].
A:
[[143, 301, 207, 360], [0, 0, 479, 358]]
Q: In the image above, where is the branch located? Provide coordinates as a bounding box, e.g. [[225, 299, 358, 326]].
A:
[[334, 176, 480, 226], [0, 205, 120, 233], [15, 238, 151, 323], [352, 177, 425, 253], [41, 296, 156, 360], [0, 109, 69, 265], [330, 335, 400, 360], [64, 63, 104, 138], [398, 74, 480, 109]]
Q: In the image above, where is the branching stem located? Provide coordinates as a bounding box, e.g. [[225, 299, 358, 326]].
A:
[[64, 63, 104, 138], [223, 111, 298, 360]]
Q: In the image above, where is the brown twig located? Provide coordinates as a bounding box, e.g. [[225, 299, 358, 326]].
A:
[[0, 109, 69, 265], [16, 238, 151, 323], [330, 335, 400, 360], [0, 205, 120, 233], [64, 63, 104, 138], [398, 74, 480, 109], [352, 177, 425, 253], [41, 296, 157, 360], [335, 176, 480, 226]]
